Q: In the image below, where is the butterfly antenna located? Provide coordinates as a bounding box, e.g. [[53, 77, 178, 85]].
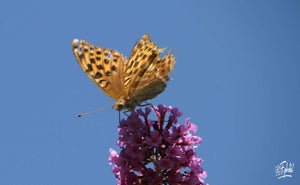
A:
[[77, 105, 112, 117], [118, 110, 121, 124]]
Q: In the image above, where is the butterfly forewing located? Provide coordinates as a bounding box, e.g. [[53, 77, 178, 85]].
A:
[[72, 39, 127, 101], [125, 34, 164, 97]]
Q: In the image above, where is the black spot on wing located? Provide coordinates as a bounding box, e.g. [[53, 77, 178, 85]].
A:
[[99, 80, 110, 88], [111, 65, 118, 72], [139, 68, 147, 77], [97, 65, 104, 70], [128, 61, 134, 68], [86, 64, 92, 72], [94, 72, 102, 79], [124, 77, 131, 84], [142, 55, 147, 60], [134, 62, 139, 67], [148, 53, 157, 61], [104, 81, 110, 88], [105, 71, 112, 76]]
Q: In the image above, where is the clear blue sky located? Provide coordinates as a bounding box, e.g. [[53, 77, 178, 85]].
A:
[[1, 0, 299, 184]]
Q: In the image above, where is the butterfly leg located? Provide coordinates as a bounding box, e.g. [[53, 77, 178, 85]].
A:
[[144, 101, 161, 117], [139, 102, 158, 116], [140, 102, 153, 107], [123, 111, 130, 116]]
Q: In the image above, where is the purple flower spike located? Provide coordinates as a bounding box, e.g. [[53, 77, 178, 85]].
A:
[[109, 105, 207, 185]]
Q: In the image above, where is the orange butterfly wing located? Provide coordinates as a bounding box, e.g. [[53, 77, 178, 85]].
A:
[[72, 39, 128, 101]]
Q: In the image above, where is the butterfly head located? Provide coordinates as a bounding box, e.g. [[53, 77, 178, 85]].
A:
[[112, 98, 139, 111], [113, 101, 125, 111]]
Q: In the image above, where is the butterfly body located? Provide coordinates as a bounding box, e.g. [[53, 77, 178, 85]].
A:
[[72, 34, 176, 111]]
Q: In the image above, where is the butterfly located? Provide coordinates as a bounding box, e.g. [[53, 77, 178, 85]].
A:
[[72, 33, 176, 111]]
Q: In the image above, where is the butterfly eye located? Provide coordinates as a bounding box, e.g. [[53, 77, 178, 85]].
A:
[[117, 104, 124, 110], [113, 102, 124, 111]]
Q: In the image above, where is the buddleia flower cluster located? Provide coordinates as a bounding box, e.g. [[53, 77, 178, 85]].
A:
[[109, 105, 207, 185]]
